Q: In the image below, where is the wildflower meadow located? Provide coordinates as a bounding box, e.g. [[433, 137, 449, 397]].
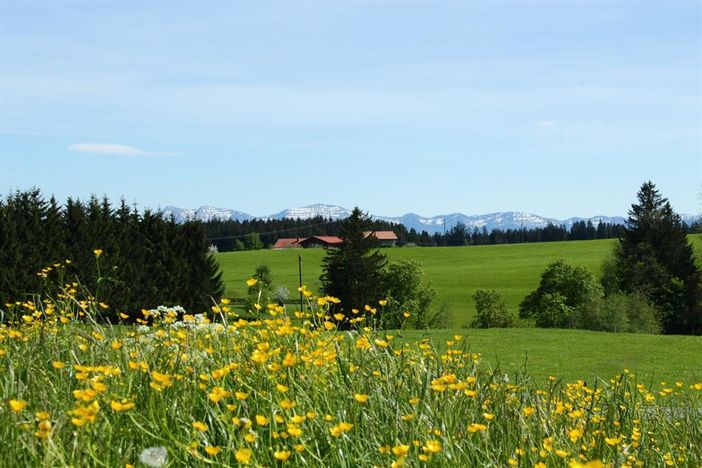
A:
[[1, 259, 701, 467]]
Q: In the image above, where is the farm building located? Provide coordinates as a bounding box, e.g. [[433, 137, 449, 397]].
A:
[[367, 230, 398, 247], [272, 231, 397, 249], [272, 236, 342, 249]]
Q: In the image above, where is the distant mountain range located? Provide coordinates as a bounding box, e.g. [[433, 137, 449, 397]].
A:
[[161, 203, 699, 235]]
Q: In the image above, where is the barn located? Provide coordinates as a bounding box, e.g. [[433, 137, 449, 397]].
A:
[[273, 231, 397, 249]]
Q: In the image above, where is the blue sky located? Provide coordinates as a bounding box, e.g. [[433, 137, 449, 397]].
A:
[[0, 0, 700, 218]]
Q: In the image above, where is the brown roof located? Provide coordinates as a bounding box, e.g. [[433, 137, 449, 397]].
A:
[[272, 238, 305, 249], [304, 236, 343, 245], [364, 231, 398, 240], [274, 232, 395, 249]]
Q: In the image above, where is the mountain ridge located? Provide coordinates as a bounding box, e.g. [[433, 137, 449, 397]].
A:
[[161, 203, 699, 235]]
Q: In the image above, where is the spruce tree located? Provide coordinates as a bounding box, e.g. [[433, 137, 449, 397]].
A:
[[321, 208, 387, 319], [611, 181, 701, 334]]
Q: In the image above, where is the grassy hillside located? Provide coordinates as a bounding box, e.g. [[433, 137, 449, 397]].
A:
[[397, 328, 702, 383], [217, 235, 702, 327]]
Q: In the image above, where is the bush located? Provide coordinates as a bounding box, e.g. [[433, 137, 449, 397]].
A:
[[571, 293, 660, 333], [532, 292, 572, 328], [520, 260, 602, 328], [471, 289, 514, 328], [253, 265, 272, 288], [381, 258, 447, 329]]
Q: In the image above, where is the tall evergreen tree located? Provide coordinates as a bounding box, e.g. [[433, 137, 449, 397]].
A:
[[321, 208, 387, 318], [610, 181, 701, 334]]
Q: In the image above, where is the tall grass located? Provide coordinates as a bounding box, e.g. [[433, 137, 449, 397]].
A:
[[1, 275, 701, 466]]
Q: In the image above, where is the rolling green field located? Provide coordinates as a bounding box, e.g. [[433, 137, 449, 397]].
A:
[[218, 239, 614, 327], [397, 328, 702, 384], [218, 236, 702, 327]]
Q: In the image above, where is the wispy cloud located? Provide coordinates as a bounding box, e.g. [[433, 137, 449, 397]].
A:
[[68, 143, 180, 157]]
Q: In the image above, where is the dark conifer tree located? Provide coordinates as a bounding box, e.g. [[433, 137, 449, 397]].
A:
[[611, 181, 701, 334], [321, 208, 387, 318]]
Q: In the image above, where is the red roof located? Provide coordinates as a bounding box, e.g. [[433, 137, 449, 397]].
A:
[[273, 232, 396, 249], [305, 236, 343, 245], [272, 238, 305, 249], [364, 231, 398, 240]]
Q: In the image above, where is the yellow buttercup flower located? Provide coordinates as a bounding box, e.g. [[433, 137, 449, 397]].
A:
[[354, 393, 369, 403], [209, 387, 232, 403], [255, 415, 269, 426], [329, 422, 353, 437], [274, 450, 291, 461], [110, 400, 135, 412], [9, 400, 27, 412], [423, 440, 441, 454], [235, 448, 252, 464], [93, 249, 103, 257], [192, 421, 208, 432], [391, 445, 410, 457], [468, 423, 487, 433], [204, 446, 221, 456]]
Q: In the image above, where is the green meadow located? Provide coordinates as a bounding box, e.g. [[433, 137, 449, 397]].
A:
[[220, 239, 601, 327], [396, 328, 702, 384], [218, 236, 702, 327]]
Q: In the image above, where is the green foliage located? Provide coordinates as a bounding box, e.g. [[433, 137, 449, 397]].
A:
[[519, 260, 602, 328], [0, 189, 224, 319], [253, 264, 272, 288], [471, 289, 514, 328], [571, 293, 660, 333], [608, 181, 701, 334], [247, 264, 273, 309], [243, 232, 263, 250], [381, 258, 447, 329], [321, 208, 387, 321]]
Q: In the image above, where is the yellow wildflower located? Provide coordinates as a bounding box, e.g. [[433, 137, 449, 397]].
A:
[[110, 400, 135, 412], [9, 400, 27, 412], [391, 445, 410, 457], [204, 446, 221, 456], [354, 393, 369, 404], [235, 448, 252, 464], [192, 421, 208, 432]]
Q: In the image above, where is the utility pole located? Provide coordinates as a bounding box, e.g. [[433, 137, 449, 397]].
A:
[[298, 254, 304, 313]]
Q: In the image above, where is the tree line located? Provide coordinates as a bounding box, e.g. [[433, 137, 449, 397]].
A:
[[0, 189, 223, 320], [429, 220, 625, 246], [204, 217, 403, 251], [204, 217, 634, 251]]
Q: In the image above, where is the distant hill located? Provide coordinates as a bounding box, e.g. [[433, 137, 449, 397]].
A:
[[162, 203, 699, 234]]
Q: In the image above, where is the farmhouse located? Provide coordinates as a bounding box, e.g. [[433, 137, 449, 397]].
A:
[[272, 231, 398, 249], [368, 230, 398, 247]]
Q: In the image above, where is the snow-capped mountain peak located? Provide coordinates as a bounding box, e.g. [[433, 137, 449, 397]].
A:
[[270, 204, 353, 220], [161, 203, 699, 234]]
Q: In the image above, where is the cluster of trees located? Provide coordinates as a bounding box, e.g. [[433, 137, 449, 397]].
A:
[[320, 208, 446, 329], [0, 189, 223, 320], [514, 182, 700, 335], [432, 221, 624, 247]]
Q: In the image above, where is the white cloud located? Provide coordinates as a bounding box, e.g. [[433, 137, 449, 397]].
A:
[[68, 143, 179, 157]]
